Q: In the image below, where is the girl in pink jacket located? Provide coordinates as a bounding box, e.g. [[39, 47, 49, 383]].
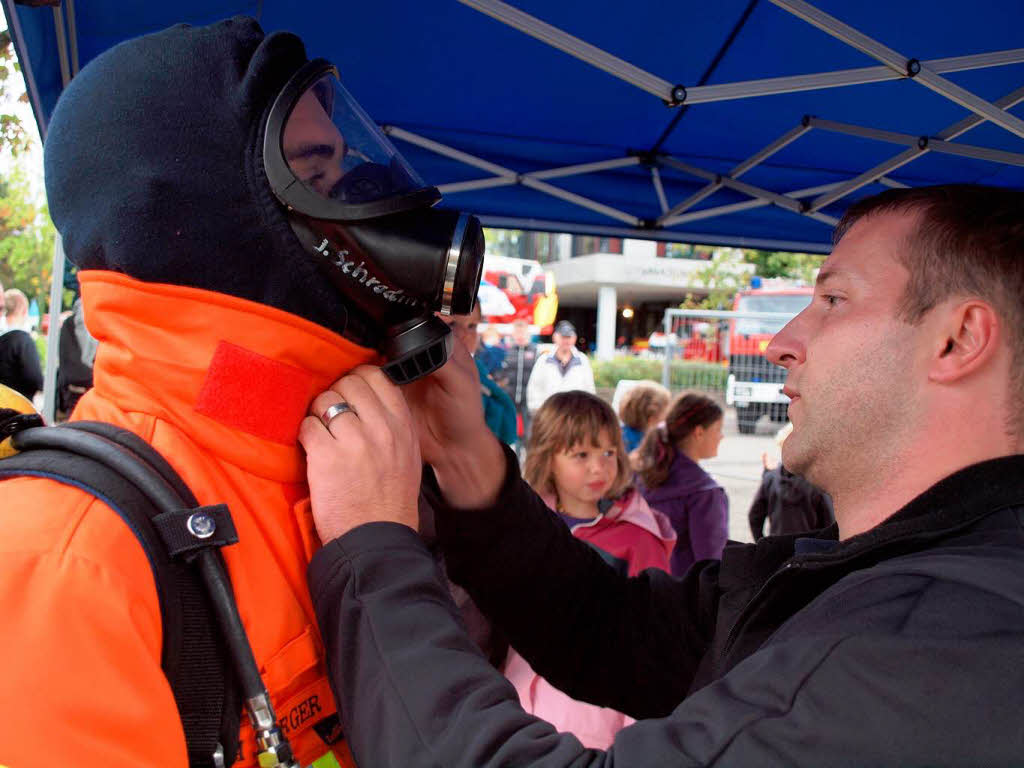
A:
[[505, 390, 675, 748]]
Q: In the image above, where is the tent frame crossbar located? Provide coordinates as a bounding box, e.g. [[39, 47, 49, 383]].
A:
[[459, 0, 1024, 120], [450, 0, 1024, 234], [807, 117, 1024, 168], [397, 124, 840, 230], [770, 0, 1024, 140], [811, 85, 1024, 209]]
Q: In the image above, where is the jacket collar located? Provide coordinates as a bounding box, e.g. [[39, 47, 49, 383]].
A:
[[79, 270, 378, 483], [818, 453, 1024, 561], [720, 454, 1024, 590]]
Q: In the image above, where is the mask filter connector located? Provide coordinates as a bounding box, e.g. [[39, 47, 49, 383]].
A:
[[381, 316, 455, 384]]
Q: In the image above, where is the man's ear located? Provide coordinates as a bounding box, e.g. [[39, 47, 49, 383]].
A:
[[929, 300, 1000, 384]]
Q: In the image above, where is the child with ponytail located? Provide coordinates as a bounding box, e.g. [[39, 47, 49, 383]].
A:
[[635, 392, 729, 577]]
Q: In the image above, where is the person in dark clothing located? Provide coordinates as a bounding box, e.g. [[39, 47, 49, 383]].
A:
[[56, 297, 97, 419], [302, 184, 1024, 765], [748, 464, 834, 540], [748, 422, 834, 540], [493, 318, 539, 442], [0, 289, 44, 400]]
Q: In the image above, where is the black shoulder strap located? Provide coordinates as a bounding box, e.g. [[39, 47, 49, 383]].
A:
[[0, 421, 242, 767]]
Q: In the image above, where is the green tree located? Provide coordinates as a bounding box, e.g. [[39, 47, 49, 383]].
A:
[[680, 247, 752, 310], [0, 168, 58, 311], [744, 249, 824, 283], [0, 28, 31, 157]]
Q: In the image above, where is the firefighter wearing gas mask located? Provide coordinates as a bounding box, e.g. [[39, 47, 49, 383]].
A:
[[0, 17, 481, 768]]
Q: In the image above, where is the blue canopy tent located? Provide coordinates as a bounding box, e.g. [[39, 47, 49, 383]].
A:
[[4, 0, 1024, 415], [6, 0, 1024, 250]]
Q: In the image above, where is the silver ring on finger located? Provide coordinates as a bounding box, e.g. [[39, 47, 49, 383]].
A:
[[320, 401, 359, 429]]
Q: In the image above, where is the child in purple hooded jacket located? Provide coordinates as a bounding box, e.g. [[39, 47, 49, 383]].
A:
[[634, 392, 729, 577]]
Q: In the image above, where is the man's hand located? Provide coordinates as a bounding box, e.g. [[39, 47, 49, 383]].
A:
[[402, 340, 507, 509], [299, 366, 421, 542]]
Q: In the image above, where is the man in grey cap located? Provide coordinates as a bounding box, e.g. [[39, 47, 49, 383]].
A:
[[526, 319, 595, 415]]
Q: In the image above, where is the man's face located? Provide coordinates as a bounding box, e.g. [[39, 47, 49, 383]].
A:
[[282, 88, 347, 198], [437, 304, 481, 355], [766, 212, 928, 492], [554, 331, 576, 354], [512, 322, 530, 346]]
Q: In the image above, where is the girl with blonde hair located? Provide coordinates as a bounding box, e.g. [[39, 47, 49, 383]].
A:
[[508, 389, 674, 748]]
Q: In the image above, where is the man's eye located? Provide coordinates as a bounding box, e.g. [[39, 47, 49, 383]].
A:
[[823, 294, 842, 307]]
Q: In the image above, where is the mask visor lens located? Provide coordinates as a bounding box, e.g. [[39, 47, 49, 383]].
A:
[[281, 74, 426, 206]]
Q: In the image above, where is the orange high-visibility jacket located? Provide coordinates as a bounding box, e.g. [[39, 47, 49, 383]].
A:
[[0, 271, 378, 768]]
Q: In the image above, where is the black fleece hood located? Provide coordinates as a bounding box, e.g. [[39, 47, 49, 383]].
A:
[[44, 17, 352, 336]]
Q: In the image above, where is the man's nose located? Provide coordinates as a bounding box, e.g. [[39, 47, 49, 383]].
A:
[[765, 314, 806, 370]]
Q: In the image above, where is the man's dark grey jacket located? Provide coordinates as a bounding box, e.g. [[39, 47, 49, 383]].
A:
[[309, 452, 1024, 766]]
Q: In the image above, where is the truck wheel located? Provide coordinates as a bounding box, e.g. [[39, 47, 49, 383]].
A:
[[736, 405, 760, 434]]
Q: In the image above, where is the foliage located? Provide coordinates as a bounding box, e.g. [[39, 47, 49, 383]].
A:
[[678, 248, 752, 311], [0, 28, 30, 158], [744, 249, 825, 283], [592, 356, 728, 392], [0, 168, 59, 311]]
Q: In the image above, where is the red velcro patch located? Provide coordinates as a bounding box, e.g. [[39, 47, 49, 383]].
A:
[[195, 341, 314, 445]]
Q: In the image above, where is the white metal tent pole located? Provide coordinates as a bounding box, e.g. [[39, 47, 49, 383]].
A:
[[520, 176, 640, 225], [770, 0, 1024, 140], [683, 48, 1024, 105], [527, 156, 639, 180], [660, 151, 842, 226], [459, 0, 1023, 114], [662, 181, 844, 226], [456, 0, 678, 102], [810, 148, 922, 212], [384, 126, 516, 177], [389, 127, 641, 225], [439, 157, 639, 193], [651, 167, 669, 214], [656, 124, 811, 225], [811, 85, 1024, 210], [657, 181, 723, 225], [42, 235, 66, 424], [806, 117, 1024, 168], [437, 177, 517, 195], [51, 5, 71, 88]]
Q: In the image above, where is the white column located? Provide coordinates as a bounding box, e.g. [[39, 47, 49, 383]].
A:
[[623, 238, 657, 259], [596, 285, 617, 361], [557, 233, 573, 261]]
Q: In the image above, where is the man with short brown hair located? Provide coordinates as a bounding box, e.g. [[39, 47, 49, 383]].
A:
[[303, 185, 1024, 766]]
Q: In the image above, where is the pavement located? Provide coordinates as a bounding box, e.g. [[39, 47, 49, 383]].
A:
[[702, 408, 781, 544]]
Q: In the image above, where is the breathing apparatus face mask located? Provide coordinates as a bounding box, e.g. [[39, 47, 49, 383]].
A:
[[264, 60, 485, 384]]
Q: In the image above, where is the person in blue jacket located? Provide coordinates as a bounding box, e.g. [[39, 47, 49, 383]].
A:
[[437, 301, 517, 445]]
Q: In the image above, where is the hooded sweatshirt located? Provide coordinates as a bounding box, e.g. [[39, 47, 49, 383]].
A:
[[639, 451, 729, 577], [0, 18, 377, 768], [501, 489, 674, 748]]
